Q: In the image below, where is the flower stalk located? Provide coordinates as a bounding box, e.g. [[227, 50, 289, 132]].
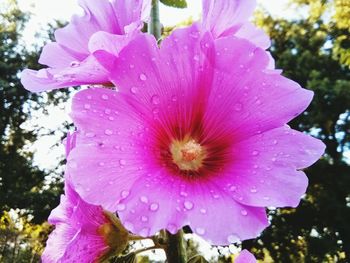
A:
[[148, 0, 161, 40], [164, 230, 187, 263]]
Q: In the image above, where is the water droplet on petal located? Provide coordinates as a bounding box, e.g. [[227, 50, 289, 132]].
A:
[[119, 160, 126, 165], [129, 64, 135, 69], [70, 61, 80, 67], [273, 140, 278, 145], [250, 188, 258, 193], [104, 109, 111, 114], [141, 216, 148, 222], [84, 104, 91, 110], [121, 190, 130, 199], [130, 87, 138, 94], [252, 150, 259, 156], [105, 129, 113, 135], [241, 209, 248, 216], [196, 227, 206, 235], [171, 95, 177, 102], [140, 196, 148, 203], [184, 201, 194, 210], [139, 73, 147, 81], [149, 203, 159, 211], [180, 191, 188, 197], [271, 157, 277, 162], [227, 234, 239, 243], [200, 208, 207, 214], [263, 196, 270, 201], [151, 95, 160, 105], [193, 55, 200, 61], [116, 203, 126, 211], [102, 94, 109, 100], [85, 132, 95, 138]]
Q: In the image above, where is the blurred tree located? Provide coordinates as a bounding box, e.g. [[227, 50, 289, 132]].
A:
[[0, 0, 63, 224], [242, 1, 350, 262]]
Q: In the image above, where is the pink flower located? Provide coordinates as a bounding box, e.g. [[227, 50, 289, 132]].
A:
[[202, 0, 271, 49], [42, 181, 129, 263], [235, 249, 256, 263], [21, 0, 151, 92], [67, 25, 324, 245]]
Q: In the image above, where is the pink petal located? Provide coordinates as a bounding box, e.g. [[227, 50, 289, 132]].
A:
[[219, 126, 325, 207], [117, 174, 268, 245], [235, 22, 271, 49], [236, 250, 257, 263], [21, 55, 108, 92], [202, 0, 256, 38], [61, 230, 108, 263], [39, 43, 84, 68], [68, 88, 157, 211], [41, 223, 77, 263]]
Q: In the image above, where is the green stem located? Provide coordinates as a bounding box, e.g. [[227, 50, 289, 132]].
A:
[[148, 0, 161, 40], [164, 230, 187, 263]]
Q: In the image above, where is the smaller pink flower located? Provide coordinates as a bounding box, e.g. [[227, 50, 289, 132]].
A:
[[42, 181, 129, 263], [235, 249, 256, 263], [21, 0, 151, 92]]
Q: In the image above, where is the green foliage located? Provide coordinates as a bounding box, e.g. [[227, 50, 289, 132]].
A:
[[242, 2, 350, 262], [160, 0, 187, 9]]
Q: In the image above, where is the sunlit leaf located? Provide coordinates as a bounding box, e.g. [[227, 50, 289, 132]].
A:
[[160, 0, 187, 8]]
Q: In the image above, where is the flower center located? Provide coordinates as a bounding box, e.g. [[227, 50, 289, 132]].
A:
[[170, 137, 206, 171]]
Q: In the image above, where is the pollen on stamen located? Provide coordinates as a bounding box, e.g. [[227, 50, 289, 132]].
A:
[[170, 137, 206, 171]]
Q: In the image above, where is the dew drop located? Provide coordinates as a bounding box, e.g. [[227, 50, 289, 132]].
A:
[[263, 196, 270, 201], [229, 185, 237, 192], [119, 160, 126, 165], [141, 216, 148, 222], [129, 64, 135, 69], [101, 94, 109, 100], [227, 234, 239, 243], [252, 150, 259, 156], [121, 190, 130, 199], [200, 208, 207, 214], [104, 129, 113, 135], [184, 201, 194, 210], [99, 162, 105, 167], [180, 191, 188, 197], [140, 196, 148, 203], [241, 209, 248, 216], [271, 157, 277, 162], [196, 227, 206, 235], [85, 132, 95, 138], [149, 203, 159, 211], [250, 188, 258, 193], [139, 73, 147, 81], [70, 61, 80, 67], [84, 104, 91, 110], [273, 140, 278, 145], [193, 55, 200, 61], [108, 116, 114, 121], [151, 95, 160, 105], [130, 87, 138, 94], [171, 95, 177, 102], [116, 203, 126, 211]]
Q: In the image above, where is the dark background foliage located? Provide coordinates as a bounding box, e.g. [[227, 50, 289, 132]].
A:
[[0, 0, 349, 262]]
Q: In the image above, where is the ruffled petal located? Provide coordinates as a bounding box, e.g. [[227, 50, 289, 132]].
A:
[[21, 55, 109, 92], [202, 0, 256, 38], [218, 126, 325, 207], [39, 43, 83, 68], [41, 223, 77, 263], [235, 22, 271, 49], [117, 169, 268, 245]]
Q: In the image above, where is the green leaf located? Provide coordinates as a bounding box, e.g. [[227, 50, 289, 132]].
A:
[[187, 255, 209, 263], [160, 0, 187, 8]]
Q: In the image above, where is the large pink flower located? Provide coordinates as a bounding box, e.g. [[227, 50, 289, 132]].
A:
[[21, 0, 151, 92], [67, 24, 325, 245]]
